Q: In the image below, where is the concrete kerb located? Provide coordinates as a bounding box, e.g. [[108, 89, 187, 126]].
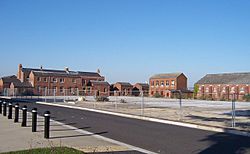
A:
[[27, 103, 156, 154], [36, 102, 250, 138]]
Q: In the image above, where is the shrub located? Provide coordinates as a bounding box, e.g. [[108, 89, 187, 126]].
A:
[[95, 96, 109, 102], [153, 92, 162, 98], [243, 94, 250, 102]]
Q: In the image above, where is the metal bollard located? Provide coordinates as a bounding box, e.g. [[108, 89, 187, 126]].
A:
[[8, 103, 13, 119], [3, 102, 7, 116], [32, 108, 37, 132], [44, 111, 50, 139], [14, 103, 19, 123], [0, 100, 2, 114], [21, 105, 27, 127]]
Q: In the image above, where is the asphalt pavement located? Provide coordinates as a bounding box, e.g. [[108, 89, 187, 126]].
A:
[[18, 102, 250, 154]]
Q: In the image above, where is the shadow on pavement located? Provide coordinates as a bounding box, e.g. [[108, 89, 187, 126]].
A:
[[199, 133, 250, 154], [186, 115, 230, 122], [223, 110, 250, 117], [36, 126, 91, 132]]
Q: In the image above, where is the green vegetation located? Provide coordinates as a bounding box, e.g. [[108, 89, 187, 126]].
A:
[[153, 92, 162, 98], [95, 96, 109, 102], [1, 147, 84, 154], [193, 84, 199, 99], [243, 94, 250, 102]]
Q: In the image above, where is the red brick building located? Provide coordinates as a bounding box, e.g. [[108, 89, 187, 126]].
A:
[[0, 75, 33, 96], [149, 73, 187, 98], [2, 64, 108, 96], [86, 80, 110, 97], [195, 72, 250, 101], [132, 83, 149, 96], [113, 82, 133, 96]]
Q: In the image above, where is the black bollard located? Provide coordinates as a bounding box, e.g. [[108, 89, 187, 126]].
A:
[[32, 108, 37, 132], [3, 102, 7, 116], [21, 105, 27, 127], [44, 111, 50, 139], [0, 100, 2, 114], [8, 103, 13, 119], [14, 103, 19, 123]]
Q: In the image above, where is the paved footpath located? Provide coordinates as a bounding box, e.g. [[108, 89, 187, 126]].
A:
[[18, 102, 250, 154], [0, 111, 144, 154]]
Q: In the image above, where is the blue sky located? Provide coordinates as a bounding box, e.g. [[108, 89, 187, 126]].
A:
[[0, 0, 250, 86]]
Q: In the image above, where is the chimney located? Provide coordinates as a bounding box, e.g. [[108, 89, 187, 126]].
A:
[[19, 64, 23, 70], [40, 65, 43, 70], [17, 64, 23, 80], [65, 67, 69, 72]]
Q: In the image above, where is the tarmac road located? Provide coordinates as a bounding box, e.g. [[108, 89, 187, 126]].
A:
[[19, 102, 250, 154]]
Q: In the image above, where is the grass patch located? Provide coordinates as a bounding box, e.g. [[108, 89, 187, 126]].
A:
[[1, 147, 84, 154]]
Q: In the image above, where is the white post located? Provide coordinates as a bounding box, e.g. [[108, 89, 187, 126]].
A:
[[64, 88, 66, 102], [232, 93, 236, 128], [44, 88, 47, 102], [115, 91, 117, 110], [54, 89, 56, 103], [141, 90, 144, 116]]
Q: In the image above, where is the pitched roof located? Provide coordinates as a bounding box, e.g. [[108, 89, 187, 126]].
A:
[[116, 82, 133, 86], [78, 71, 101, 77], [23, 67, 101, 78], [90, 80, 110, 86], [150, 73, 184, 79], [32, 71, 80, 78], [135, 83, 149, 88], [1, 75, 18, 83], [196, 72, 250, 85], [11, 81, 33, 88]]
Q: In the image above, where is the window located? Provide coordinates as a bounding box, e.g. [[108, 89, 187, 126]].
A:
[[104, 88, 106, 93], [53, 86, 57, 93], [82, 79, 87, 86], [37, 77, 41, 82], [52, 78, 57, 83], [60, 87, 64, 93], [161, 81, 164, 87], [151, 81, 155, 86], [156, 81, 159, 86], [171, 80, 175, 87], [240, 87, 245, 93], [60, 78, 64, 83], [166, 81, 169, 86], [72, 79, 76, 83], [44, 78, 47, 82]]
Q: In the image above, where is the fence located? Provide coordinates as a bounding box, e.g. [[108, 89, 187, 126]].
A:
[[1, 88, 250, 130]]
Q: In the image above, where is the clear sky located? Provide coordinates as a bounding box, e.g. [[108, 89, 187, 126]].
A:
[[0, 0, 250, 87]]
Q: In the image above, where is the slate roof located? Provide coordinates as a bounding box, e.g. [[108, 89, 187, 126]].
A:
[[0, 75, 18, 83], [135, 83, 149, 88], [150, 73, 184, 79], [196, 72, 250, 85], [0, 75, 32, 88], [32, 71, 80, 78], [23, 67, 101, 78], [11, 81, 33, 88], [116, 82, 133, 86], [78, 71, 101, 77], [90, 80, 110, 86]]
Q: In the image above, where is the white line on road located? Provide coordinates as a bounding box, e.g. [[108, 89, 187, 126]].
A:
[[37, 102, 250, 137]]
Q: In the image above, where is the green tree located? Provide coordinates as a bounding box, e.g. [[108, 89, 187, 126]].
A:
[[193, 84, 199, 99]]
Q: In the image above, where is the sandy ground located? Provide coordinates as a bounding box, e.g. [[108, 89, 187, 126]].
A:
[[47, 96, 250, 131]]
